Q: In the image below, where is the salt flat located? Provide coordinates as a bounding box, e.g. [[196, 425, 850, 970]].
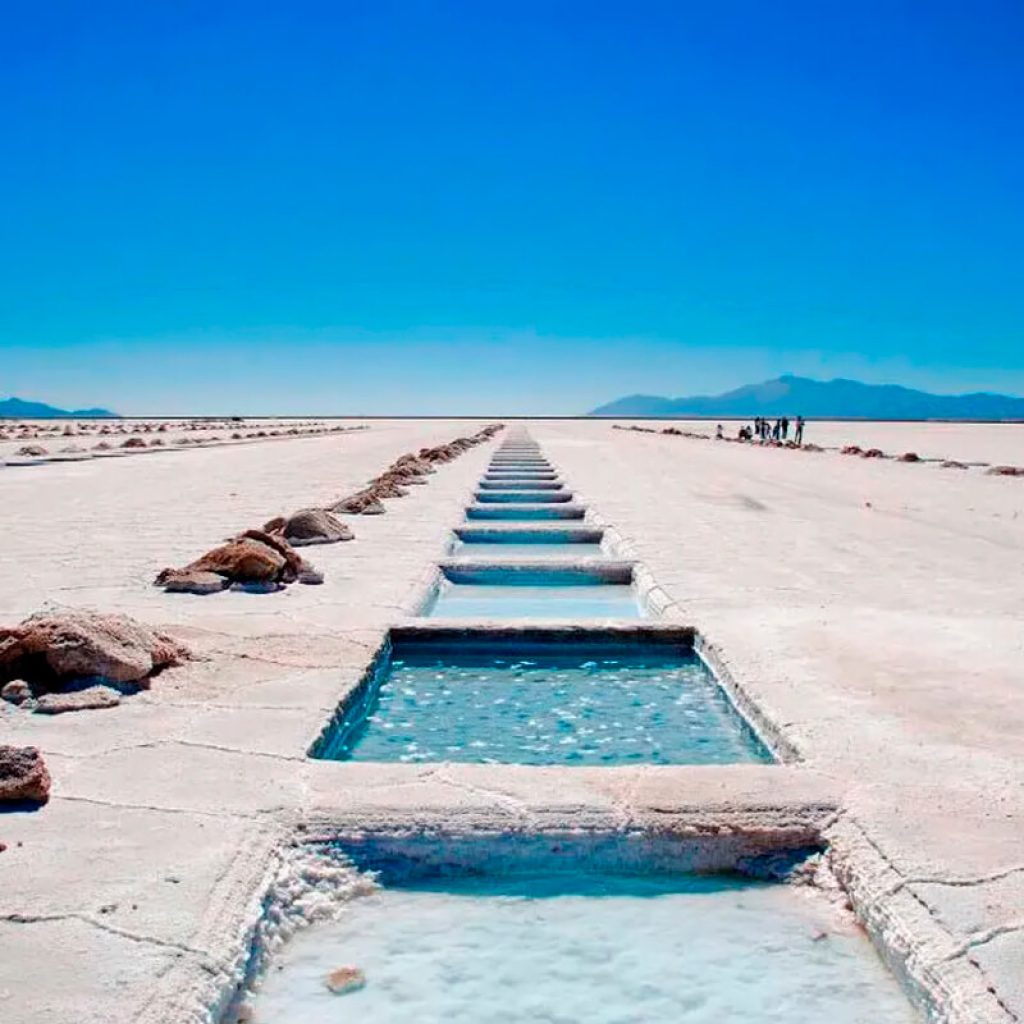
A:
[[612, 417, 1024, 464], [1, 418, 1022, 1023], [534, 420, 1024, 1016]]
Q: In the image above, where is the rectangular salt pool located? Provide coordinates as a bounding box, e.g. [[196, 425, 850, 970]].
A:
[[467, 504, 584, 520], [313, 633, 770, 764], [422, 567, 642, 619], [450, 528, 605, 560], [247, 864, 917, 1024], [474, 490, 572, 503], [478, 480, 564, 489]]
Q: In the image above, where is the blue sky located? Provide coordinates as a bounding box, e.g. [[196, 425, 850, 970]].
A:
[[3, 1, 1023, 414]]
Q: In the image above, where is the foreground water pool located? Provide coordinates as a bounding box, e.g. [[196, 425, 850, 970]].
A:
[[314, 639, 769, 763], [249, 872, 919, 1023]]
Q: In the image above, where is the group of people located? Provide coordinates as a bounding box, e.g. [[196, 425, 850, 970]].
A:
[[719, 415, 805, 445]]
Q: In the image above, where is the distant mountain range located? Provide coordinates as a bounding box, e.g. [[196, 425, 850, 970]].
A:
[[0, 396, 120, 419], [589, 375, 1024, 421]]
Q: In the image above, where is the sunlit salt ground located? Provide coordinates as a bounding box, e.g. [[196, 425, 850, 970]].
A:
[[249, 873, 919, 1024], [317, 648, 770, 763], [426, 581, 643, 618]]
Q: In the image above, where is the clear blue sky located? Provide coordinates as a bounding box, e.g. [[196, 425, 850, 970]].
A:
[[3, 0, 1023, 414]]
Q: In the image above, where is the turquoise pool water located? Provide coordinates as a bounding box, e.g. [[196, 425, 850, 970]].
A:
[[475, 490, 572, 503], [425, 581, 641, 618], [248, 870, 918, 1023], [315, 640, 768, 764], [467, 506, 583, 520], [451, 541, 605, 559], [478, 480, 564, 489]]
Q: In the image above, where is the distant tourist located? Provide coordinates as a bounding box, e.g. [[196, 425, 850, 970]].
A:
[[795, 416, 805, 445], [772, 419, 781, 441], [715, 423, 724, 440], [781, 416, 789, 439]]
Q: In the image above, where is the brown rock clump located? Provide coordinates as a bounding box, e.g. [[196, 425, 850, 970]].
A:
[[332, 491, 386, 515], [0, 745, 51, 804], [156, 529, 320, 592], [0, 610, 190, 692], [263, 508, 354, 546], [368, 475, 409, 499], [898, 451, 921, 463], [986, 465, 1024, 476], [35, 686, 121, 714]]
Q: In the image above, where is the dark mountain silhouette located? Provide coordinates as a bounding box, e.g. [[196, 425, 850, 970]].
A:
[[0, 397, 120, 419], [589, 375, 1024, 421]]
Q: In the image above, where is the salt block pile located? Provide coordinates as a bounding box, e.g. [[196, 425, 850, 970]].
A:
[[154, 424, 505, 594], [0, 609, 191, 716]]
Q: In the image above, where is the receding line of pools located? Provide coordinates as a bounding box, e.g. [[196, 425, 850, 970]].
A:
[[226, 432, 923, 1024]]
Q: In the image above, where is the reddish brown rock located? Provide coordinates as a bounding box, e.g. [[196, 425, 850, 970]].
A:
[[368, 475, 409, 499], [898, 451, 921, 463], [0, 746, 51, 804], [35, 686, 121, 714], [264, 508, 354, 546], [15, 445, 48, 457], [156, 569, 229, 594], [0, 610, 190, 691], [121, 437, 147, 448], [332, 491, 386, 515], [392, 453, 435, 475], [987, 465, 1024, 476], [1, 680, 31, 704], [182, 536, 285, 582], [841, 445, 863, 456], [862, 448, 886, 459], [157, 529, 308, 592], [941, 460, 969, 470]]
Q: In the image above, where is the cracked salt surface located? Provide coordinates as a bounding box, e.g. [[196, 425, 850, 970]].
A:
[[248, 872, 919, 1023]]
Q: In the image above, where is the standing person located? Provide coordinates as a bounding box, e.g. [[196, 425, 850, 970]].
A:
[[795, 416, 805, 445], [781, 416, 789, 439], [772, 419, 781, 441]]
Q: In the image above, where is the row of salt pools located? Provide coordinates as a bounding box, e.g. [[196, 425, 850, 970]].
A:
[[427, 433, 643, 618], [263, 431, 921, 1024], [318, 432, 773, 765]]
